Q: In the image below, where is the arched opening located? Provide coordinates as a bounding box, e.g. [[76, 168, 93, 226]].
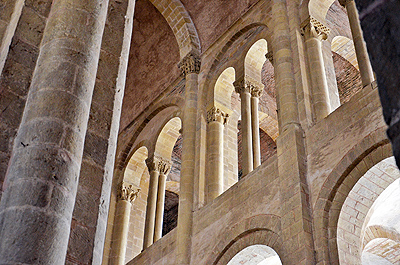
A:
[[227, 245, 282, 265], [123, 146, 149, 261], [331, 36, 362, 104], [337, 157, 400, 264]]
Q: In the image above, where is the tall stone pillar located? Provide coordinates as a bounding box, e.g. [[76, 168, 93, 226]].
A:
[[250, 83, 263, 168], [143, 157, 160, 249], [154, 159, 171, 242], [176, 52, 201, 265], [234, 78, 253, 176], [206, 106, 229, 203], [340, 0, 375, 87], [272, 0, 315, 264], [301, 16, 331, 121], [0, 0, 108, 264], [111, 183, 140, 265]]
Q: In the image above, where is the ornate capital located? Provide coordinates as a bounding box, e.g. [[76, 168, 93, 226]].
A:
[[233, 78, 251, 94], [146, 156, 171, 175], [338, 0, 353, 7], [207, 107, 229, 125], [178, 51, 201, 76], [265, 51, 274, 65], [250, 84, 263, 98], [118, 182, 140, 203], [301, 16, 330, 40], [234, 77, 263, 97]]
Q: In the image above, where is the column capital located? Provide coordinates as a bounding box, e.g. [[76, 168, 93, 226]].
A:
[[265, 51, 274, 65], [146, 156, 171, 175], [118, 182, 140, 203], [301, 16, 330, 40], [178, 51, 201, 76], [206, 107, 229, 125], [250, 84, 263, 98], [338, 0, 353, 7]]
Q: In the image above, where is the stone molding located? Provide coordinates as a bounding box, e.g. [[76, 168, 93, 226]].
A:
[[207, 107, 229, 125], [178, 51, 201, 76], [117, 182, 140, 203], [301, 16, 330, 40], [265, 51, 274, 65], [146, 156, 172, 175], [338, 0, 353, 7]]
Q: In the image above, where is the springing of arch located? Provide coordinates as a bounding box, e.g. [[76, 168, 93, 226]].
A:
[[148, 0, 201, 57], [308, 0, 338, 22]]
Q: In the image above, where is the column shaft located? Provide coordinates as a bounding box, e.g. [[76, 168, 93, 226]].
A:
[[110, 183, 139, 265], [176, 52, 200, 265], [0, 0, 108, 263], [234, 79, 254, 177], [143, 168, 159, 249], [302, 17, 331, 121], [251, 89, 262, 168], [345, 0, 375, 86], [206, 106, 228, 202], [111, 200, 131, 265], [154, 171, 167, 241]]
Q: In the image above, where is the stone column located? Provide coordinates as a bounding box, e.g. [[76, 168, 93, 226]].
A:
[[0, 0, 108, 264], [143, 157, 160, 249], [111, 183, 140, 265], [340, 0, 375, 87], [154, 159, 171, 242], [176, 52, 201, 265], [206, 106, 229, 203], [272, 1, 316, 263], [301, 16, 331, 121], [250, 83, 263, 168], [234, 78, 253, 176]]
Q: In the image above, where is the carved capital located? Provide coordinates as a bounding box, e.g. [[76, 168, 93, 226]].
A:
[[233, 78, 251, 94], [250, 84, 263, 98], [265, 51, 274, 65], [146, 156, 171, 175], [178, 51, 201, 76], [301, 16, 330, 41], [234, 77, 263, 97], [207, 107, 229, 125], [118, 182, 140, 203], [338, 0, 353, 7]]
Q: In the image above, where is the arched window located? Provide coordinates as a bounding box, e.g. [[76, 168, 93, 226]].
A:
[[227, 245, 282, 265]]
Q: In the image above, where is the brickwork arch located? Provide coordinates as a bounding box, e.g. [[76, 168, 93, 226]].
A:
[[205, 214, 284, 265], [148, 0, 201, 57], [312, 127, 391, 264]]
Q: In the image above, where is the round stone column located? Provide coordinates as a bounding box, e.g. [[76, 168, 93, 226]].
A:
[[302, 16, 331, 121], [206, 106, 229, 203], [234, 78, 254, 176], [143, 157, 160, 249], [176, 52, 201, 265], [340, 0, 375, 87], [111, 183, 140, 265], [250, 83, 263, 168], [0, 0, 108, 263], [154, 159, 171, 242]]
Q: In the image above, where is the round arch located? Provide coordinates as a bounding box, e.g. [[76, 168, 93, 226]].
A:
[[312, 127, 391, 264], [205, 214, 284, 265], [148, 0, 201, 57]]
